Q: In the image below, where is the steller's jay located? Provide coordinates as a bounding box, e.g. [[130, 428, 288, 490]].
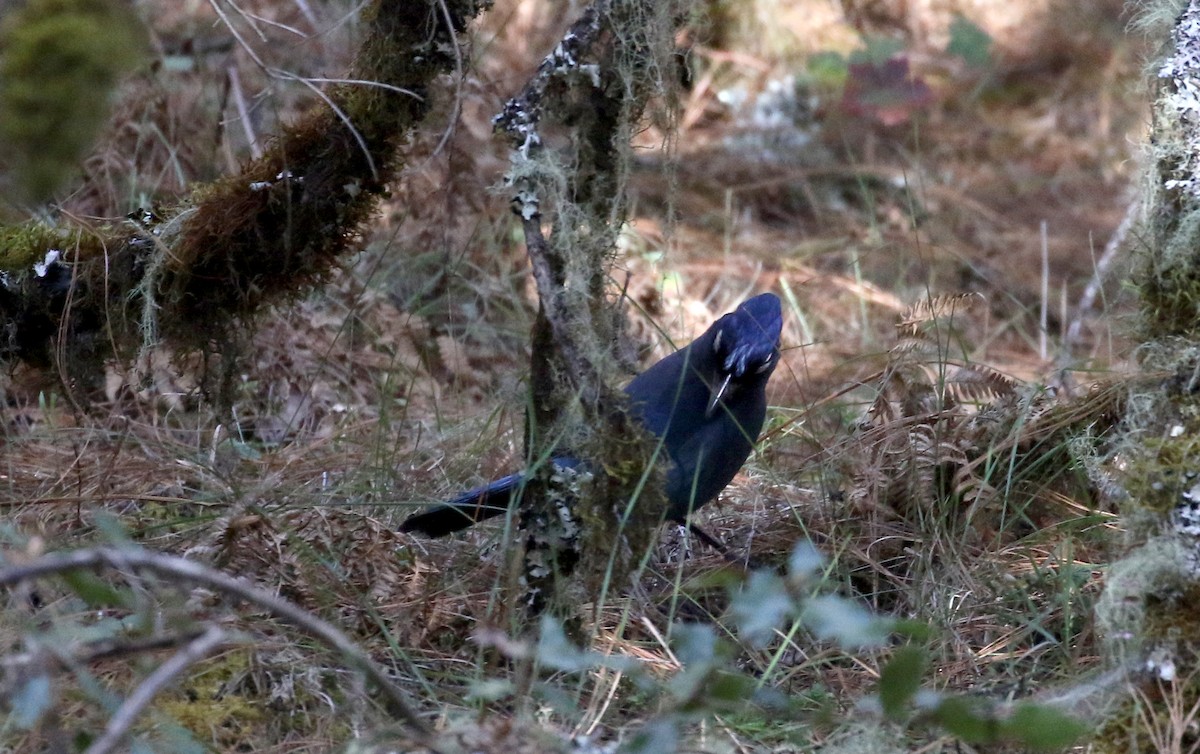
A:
[[400, 293, 782, 540]]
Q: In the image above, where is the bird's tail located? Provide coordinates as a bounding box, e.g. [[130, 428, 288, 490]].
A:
[[399, 473, 521, 537]]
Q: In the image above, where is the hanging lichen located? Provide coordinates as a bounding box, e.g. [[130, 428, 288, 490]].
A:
[[496, 0, 692, 619]]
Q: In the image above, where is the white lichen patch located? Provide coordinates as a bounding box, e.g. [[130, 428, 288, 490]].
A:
[[33, 249, 60, 278], [1158, 3, 1200, 198], [249, 170, 301, 192], [1175, 472, 1200, 535], [1145, 647, 1178, 682]]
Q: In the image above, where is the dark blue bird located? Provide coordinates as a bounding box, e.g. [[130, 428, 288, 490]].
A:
[[400, 293, 782, 538]]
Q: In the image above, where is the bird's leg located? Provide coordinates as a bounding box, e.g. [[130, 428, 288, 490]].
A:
[[685, 522, 758, 569]]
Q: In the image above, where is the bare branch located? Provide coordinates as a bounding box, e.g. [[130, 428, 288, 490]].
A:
[[0, 547, 435, 745], [84, 626, 229, 754]]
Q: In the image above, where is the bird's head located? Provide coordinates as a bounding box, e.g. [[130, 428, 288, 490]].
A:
[[706, 293, 782, 416]]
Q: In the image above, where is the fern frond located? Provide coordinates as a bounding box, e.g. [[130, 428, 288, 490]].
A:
[[896, 293, 983, 338], [941, 363, 1020, 405]]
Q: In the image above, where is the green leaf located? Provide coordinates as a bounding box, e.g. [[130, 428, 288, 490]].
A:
[[947, 15, 992, 68], [62, 569, 130, 609], [536, 616, 591, 672], [729, 570, 794, 648], [621, 718, 678, 754], [466, 678, 515, 702], [808, 51, 848, 89], [787, 540, 825, 579], [800, 594, 890, 648], [878, 646, 927, 718], [150, 720, 212, 754], [850, 37, 906, 66], [130, 740, 156, 754], [535, 617, 640, 674], [684, 567, 744, 591], [671, 622, 722, 666], [230, 440, 262, 460], [11, 674, 51, 728], [532, 680, 583, 717], [91, 512, 135, 546], [891, 618, 934, 642], [668, 624, 731, 707], [1001, 703, 1087, 751], [933, 696, 996, 743], [704, 670, 757, 706], [668, 662, 709, 705]]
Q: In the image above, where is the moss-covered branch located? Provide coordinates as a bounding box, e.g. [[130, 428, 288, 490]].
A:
[[0, 0, 489, 386]]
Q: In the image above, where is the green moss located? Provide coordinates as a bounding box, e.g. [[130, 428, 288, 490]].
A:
[[1121, 433, 1200, 519], [1092, 665, 1200, 754], [1147, 591, 1200, 654], [0, 0, 494, 391], [1091, 537, 1200, 754], [0, 218, 139, 374], [1096, 540, 1188, 651], [0, 0, 147, 203], [1141, 205, 1200, 338], [0, 222, 79, 271], [155, 650, 266, 747]]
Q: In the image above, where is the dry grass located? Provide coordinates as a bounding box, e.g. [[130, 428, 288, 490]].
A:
[[0, 0, 1153, 751]]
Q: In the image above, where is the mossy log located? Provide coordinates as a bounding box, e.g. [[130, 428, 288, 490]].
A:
[[0, 0, 489, 388]]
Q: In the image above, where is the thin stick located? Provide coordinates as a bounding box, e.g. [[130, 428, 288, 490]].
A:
[[1040, 219, 1049, 361], [1066, 195, 1137, 346], [84, 626, 228, 754], [227, 65, 262, 159], [0, 548, 435, 746]]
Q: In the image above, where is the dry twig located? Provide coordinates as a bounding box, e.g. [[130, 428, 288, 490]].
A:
[[0, 547, 437, 748]]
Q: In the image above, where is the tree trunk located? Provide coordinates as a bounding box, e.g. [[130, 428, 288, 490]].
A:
[[1095, 1, 1200, 747]]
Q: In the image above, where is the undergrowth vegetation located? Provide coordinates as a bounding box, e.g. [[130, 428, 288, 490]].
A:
[[0, 0, 1157, 751]]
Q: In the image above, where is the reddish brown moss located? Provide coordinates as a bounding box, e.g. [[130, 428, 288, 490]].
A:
[[159, 0, 490, 347]]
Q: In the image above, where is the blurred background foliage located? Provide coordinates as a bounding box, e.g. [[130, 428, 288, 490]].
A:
[[0, 0, 147, 204]]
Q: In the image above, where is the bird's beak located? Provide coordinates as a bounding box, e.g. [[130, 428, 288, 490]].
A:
[[706, 373, 732, 418]]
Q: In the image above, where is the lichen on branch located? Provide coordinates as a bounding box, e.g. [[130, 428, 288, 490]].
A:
[[495, 0, 690, 616]]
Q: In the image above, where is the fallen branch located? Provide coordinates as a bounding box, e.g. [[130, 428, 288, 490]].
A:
[[0, 546, 436, 748]]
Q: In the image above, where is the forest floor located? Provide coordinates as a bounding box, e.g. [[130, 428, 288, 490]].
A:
[[0, 0, 1155, 751]]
